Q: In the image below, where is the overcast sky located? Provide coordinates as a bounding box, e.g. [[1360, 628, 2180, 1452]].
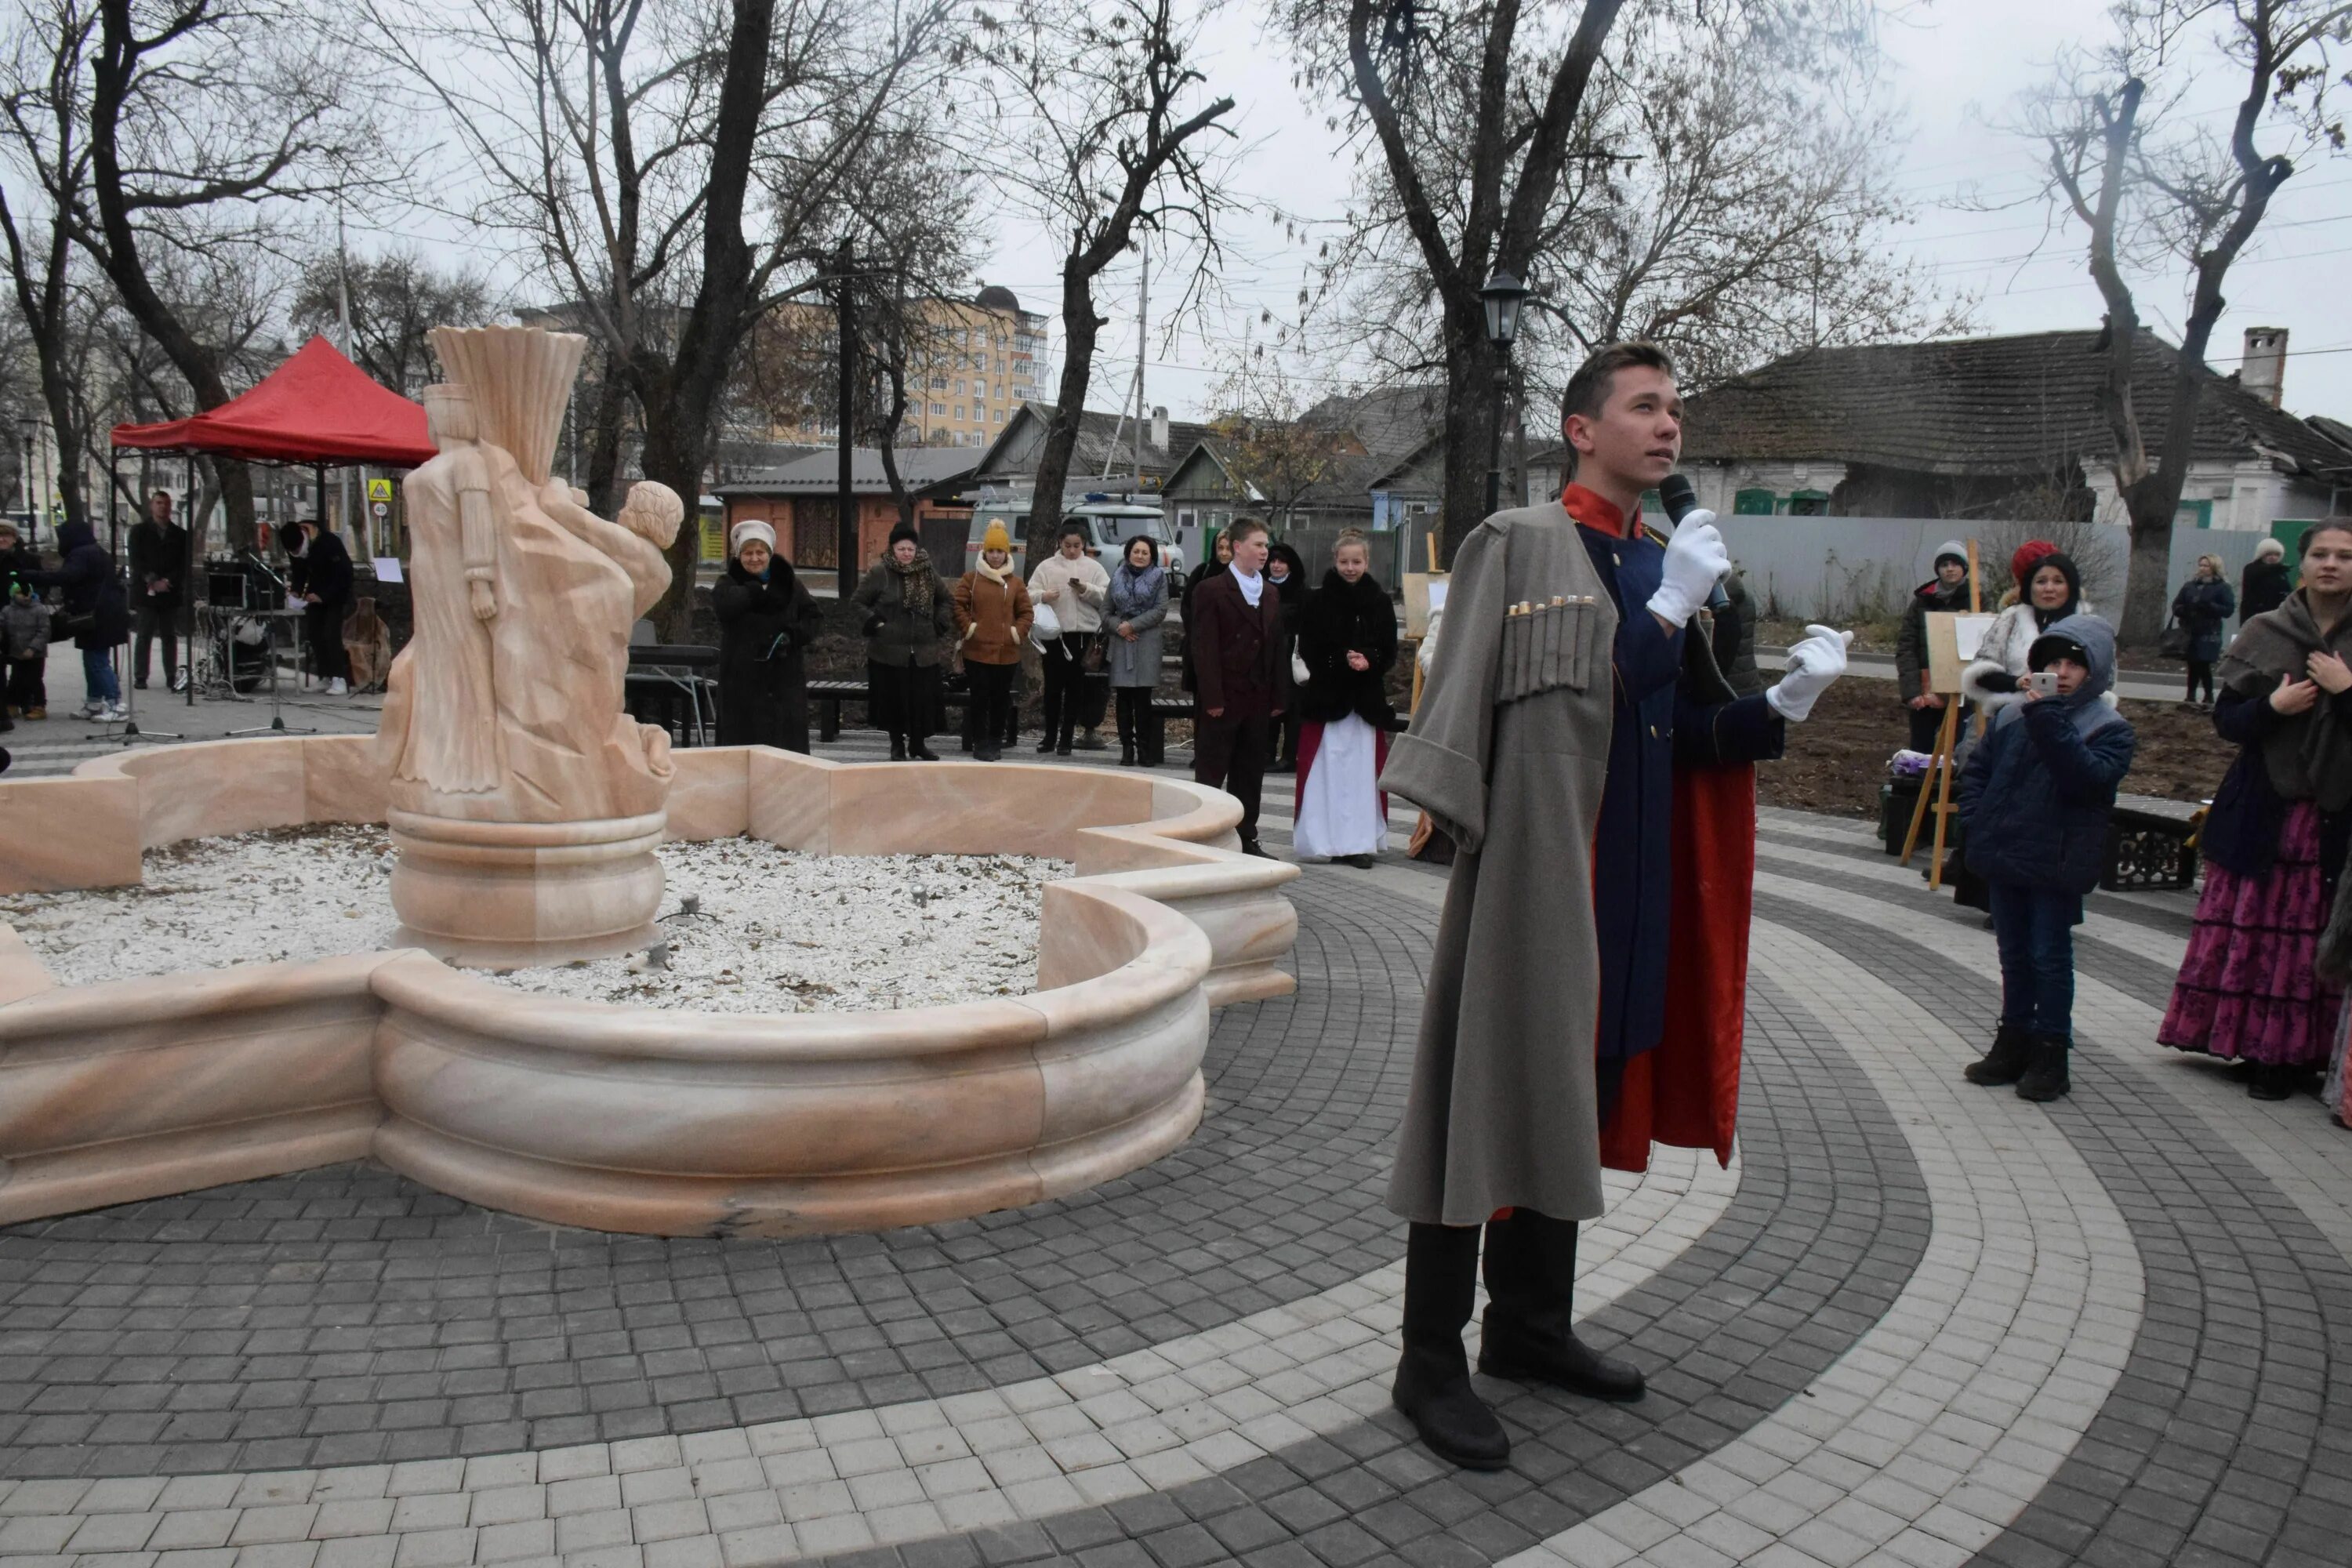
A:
[[957, 0, 2352, 426], [350, 0, 2352, 430]]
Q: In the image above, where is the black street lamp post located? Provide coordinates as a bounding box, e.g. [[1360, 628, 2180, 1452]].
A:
[[1479, 269, 1529, 519]]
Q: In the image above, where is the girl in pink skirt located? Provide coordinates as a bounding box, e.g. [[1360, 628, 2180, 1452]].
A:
[[2161, 520, 2352, 1100]]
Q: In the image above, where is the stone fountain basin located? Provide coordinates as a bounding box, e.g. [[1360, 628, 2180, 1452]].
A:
[[0, 739, 1298, 1237]]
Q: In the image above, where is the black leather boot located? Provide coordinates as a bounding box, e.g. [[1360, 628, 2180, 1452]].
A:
[[1393, 1222, 1508, 1470], [1477, 1209, 1645, 1402], [909, 737, 941, 761], [1116, 699, 1137, 766], [2016, 1034, 2071, 1102], [1963, 1023, 2033, 1087], [2250, 1061, 2301, 1101], [888, 733, 908, 761]]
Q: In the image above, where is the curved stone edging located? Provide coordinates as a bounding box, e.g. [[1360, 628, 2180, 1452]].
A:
[[0, 739, 1297, 1238]]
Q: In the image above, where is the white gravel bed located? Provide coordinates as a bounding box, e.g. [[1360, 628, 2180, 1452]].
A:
[[0, 825, 1069, 1012]]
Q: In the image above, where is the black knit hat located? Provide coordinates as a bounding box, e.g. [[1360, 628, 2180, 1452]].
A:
[[2027, 633, 2088, 673], [888, 521, 920, 547]]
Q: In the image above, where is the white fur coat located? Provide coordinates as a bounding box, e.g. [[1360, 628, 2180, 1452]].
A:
[[1961, 599, 2118, 710]]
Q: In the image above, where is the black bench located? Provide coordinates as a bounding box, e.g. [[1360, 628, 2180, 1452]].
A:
[[2103, 793, 2202, 892], [808, 679, 1193, 743]]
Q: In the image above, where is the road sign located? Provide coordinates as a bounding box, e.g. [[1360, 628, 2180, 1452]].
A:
[[371, 501, 390, 518], [366, 477, 394, 503]]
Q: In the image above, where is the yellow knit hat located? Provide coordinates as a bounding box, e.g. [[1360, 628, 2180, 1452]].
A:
[[981, 519, 1011, 553]]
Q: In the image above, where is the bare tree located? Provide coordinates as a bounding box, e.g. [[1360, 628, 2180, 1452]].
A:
[[368, 0, 957, 633], [289, 249, 495, 396], [974, 0, 1236, 561], [2030, 0, 2349, 642], [0, 1, 100, 535], [1205, 352, 1338, 529], [62, 2, 392, 549], [1284, 0, 1889, 559]]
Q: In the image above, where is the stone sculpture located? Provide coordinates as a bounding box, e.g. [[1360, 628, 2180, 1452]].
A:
[[376, 324, 684, 967]]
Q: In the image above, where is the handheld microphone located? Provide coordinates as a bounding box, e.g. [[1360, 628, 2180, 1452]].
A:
[[1657, 474, 1730, 615]]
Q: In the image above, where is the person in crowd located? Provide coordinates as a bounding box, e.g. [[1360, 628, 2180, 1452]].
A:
[[2161, 519, 2352, 1100], [127, 488, 189, 691], [1377, 340, 1848, 1470], [1265, 539, 1309, 771], [2173, 554, 2237, 709], [2242, 535, 2292, 620], [285, 518, 354, 696], [0, 521, 42, 723], [713, 520, 823, 752], [852, 521, 955, 760], [31, 519, 127, 721], [1294, 528, 1398, 867], [953, 521, 1033, 763], [1997, 539, 2058, 609], [1962, 550, 2088, 713], [0, 518, 41, 596], [1105, 535, 1169, 767], [1895, 540, 1973, 752], [1955, 615, 2136, 1102], [1026, 523, 1109, 755], [2, 570, 45, 721], [1181, 528, 1236, 699], [1190, 516, 1287, 856]]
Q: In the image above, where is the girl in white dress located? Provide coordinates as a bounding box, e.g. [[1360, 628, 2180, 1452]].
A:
[[1294, 531, 1399, 866]]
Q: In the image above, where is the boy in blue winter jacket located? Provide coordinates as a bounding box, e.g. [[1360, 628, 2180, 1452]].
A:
[[1955, 613, 2136, 1102]]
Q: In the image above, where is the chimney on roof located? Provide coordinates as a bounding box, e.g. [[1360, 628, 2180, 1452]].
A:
[[1150, 405, 1169, 452], [2243, 326, 2288, 408]]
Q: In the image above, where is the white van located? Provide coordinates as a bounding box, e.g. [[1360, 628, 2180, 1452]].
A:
[[964, 488, 1187, 586]]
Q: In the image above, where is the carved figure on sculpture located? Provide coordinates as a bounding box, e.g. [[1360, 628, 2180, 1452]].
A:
[[376, 325, 682, 824]]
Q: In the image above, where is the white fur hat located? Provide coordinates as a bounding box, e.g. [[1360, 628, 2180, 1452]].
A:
[[731, 519, 776, 556], [2256, 536, 2286, 561]]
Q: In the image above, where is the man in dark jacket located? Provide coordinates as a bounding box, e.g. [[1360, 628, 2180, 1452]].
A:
[[1189, 516, 1287, 856], [1895, 541, 1972, 751], [31, 520, 129, 720], [286, 518, 354, 695], [127, 489, 191, 691]]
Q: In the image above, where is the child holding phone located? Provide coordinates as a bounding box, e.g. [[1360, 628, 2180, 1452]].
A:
[[1955, 614, 2136, 1101]]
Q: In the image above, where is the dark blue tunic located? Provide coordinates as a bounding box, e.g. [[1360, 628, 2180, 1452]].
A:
[[1574, 511, 1785, 1082]]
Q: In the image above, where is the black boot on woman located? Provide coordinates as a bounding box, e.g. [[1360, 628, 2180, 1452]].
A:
[[2249, 1061, 2301, 1101], [1116, 695, 1138, 766], [1963, 1024, 2033, 1086], [889, 733, 907, 761], [1393, 1222, 1508, 1470]]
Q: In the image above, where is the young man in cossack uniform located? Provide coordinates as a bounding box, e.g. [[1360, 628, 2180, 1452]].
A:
[[1377, 342, 1852, 1468]]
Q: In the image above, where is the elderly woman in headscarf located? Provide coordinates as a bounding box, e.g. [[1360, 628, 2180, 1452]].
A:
[[714, 519, 824, 751], [851, 521, 956, 760], [2164, 519, 2352, 1101]]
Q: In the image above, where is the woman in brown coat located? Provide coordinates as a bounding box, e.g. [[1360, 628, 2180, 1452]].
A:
[[953, 521, 1033, 762]]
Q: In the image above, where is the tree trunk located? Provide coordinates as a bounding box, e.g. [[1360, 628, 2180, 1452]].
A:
[[1437, 303, 1500, 565], [2122, 478, 2176, 644], [636, 0, 776, 641], [1027, 267, 1102, 564], [583, 347, 630, 518]]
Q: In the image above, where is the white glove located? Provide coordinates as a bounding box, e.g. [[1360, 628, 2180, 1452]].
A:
[[1646, 507, 1730, 626], [1766, 622, 1853, 723]]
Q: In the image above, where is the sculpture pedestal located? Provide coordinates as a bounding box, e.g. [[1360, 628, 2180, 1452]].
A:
[[388, 809, 666, 970]]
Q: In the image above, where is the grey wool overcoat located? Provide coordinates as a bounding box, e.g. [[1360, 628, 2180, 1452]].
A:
[[1377, 500, 1620, 1226]]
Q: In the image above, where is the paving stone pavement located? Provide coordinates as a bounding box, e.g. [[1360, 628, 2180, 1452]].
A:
[[3, 804, 2350, 1567]]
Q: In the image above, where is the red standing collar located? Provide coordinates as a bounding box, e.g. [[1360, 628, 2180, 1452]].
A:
[[1561, 483, 1642, 539]]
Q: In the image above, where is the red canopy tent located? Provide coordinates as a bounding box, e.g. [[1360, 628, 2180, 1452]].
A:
[[111, 334, 436, 468], [107, 336, 434, 720]]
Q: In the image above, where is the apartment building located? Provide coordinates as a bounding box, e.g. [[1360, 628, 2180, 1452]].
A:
[[765, 284, 1052, 449]]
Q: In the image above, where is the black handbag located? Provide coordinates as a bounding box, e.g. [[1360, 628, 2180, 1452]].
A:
[[49, 608, 92, 644], [2158, 616, 2190, 661]]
